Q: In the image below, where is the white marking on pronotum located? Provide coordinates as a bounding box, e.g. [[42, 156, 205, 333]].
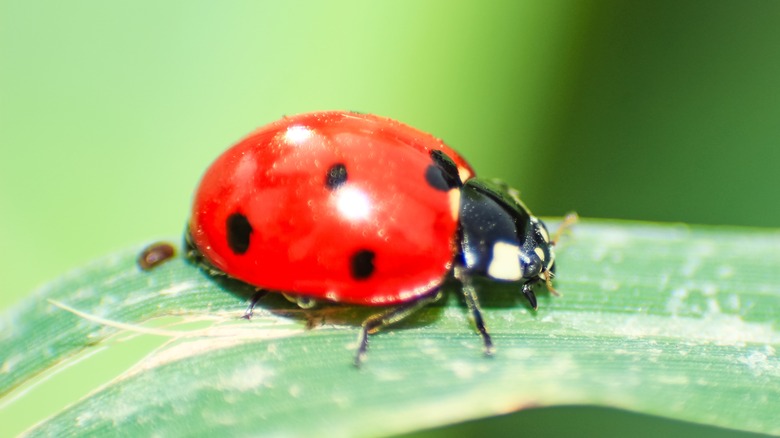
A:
[[534, 247, 546, 262], [448, 188, 461, 221], [487, 241, 522, 281], [457, 166, 472, 183], [537, 221, 550, 243]]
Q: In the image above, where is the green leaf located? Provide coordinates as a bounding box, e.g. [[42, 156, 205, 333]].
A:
[[1, 220, 779, 436]]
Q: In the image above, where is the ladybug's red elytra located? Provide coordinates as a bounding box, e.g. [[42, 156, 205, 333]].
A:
[[185, 111, 562, 365]]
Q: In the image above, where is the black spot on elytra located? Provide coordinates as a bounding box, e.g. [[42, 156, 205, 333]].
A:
[[325, 163, 348, 190], [350, 249, 375, 280], [226, 213, 253, 254], [426, 150, 461, 191]]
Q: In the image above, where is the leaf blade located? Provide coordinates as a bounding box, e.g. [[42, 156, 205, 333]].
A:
[[2, 221, 779, 436]]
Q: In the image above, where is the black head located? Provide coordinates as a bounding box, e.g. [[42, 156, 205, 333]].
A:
[[457, 178, 554, 284]]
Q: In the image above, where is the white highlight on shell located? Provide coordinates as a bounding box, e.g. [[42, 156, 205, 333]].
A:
[[508, 186, 533, 213], [335, 186, 372, 221], [283, 125, 313, 145], [487, 241, 522, 281]]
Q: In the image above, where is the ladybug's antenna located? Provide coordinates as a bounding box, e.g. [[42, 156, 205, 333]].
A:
[[551, 212, 579, 246]]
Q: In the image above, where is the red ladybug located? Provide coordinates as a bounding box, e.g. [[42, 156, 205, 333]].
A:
[[186, 111, 559, 365]]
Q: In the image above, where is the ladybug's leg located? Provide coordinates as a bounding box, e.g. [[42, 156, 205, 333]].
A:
[[354, 288, 444, 367], [522, 282, 539, 310], [242, 290, 268, 320], [460, 275, 495, 356]]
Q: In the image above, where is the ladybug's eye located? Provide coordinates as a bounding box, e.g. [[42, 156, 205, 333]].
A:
[[325, 163, 348, 190]]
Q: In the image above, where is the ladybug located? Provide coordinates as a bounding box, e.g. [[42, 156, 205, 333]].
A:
[[186, 111, 562, 365]]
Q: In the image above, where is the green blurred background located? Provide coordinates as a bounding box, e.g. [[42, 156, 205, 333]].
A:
[[4, 0, 780, 308], [1, 0, 779, 435]]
